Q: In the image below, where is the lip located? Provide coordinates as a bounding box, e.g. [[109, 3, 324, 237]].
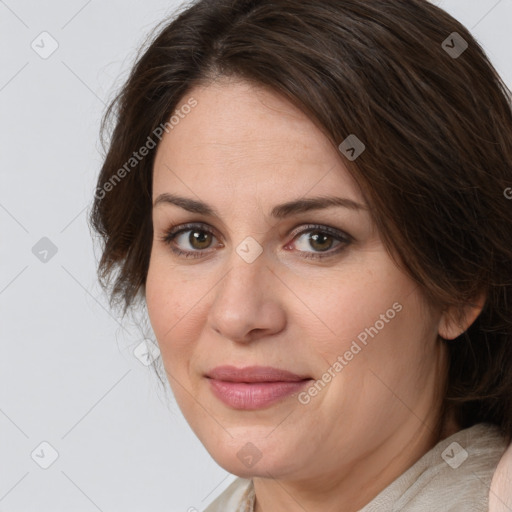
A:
[[206, 365, 313, 410], [207, 365, 310, 382]]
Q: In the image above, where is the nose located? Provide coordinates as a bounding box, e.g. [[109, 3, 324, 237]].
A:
[[206, 243, 287, 344]]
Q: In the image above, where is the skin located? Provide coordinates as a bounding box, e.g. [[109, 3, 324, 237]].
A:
[[145, 77, 482, 512], [490, 442, 512, 511]]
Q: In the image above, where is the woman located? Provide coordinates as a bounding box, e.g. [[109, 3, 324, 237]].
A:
[[89, 0, 512, 510]]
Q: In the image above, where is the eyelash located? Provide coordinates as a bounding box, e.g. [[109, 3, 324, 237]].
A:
[[157, 223, 353, 260]]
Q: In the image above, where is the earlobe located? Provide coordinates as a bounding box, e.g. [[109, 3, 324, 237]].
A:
[[438, 293, 486, 340]]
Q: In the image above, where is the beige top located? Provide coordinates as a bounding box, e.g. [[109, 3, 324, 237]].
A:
[[204, 422, 509, 512]]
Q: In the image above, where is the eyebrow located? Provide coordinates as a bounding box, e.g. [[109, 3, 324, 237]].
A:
[[153, 193, 367, 218]]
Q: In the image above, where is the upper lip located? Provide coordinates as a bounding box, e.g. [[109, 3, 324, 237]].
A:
[[206, 365, 311, 383]]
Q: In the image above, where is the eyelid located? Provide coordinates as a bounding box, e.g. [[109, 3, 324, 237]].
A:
[[288, 223, 353, 244], [159, 221, 353, 259], [161, 222, 221, 246], [162, 221, 352, 241]]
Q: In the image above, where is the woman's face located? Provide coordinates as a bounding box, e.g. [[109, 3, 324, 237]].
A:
[[146, 78, 449, 482]]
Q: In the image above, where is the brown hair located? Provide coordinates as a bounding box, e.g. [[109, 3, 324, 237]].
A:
[[89, 0, 512, 441]]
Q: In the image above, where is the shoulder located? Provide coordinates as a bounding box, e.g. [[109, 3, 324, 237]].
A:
[[401, 423, 508, 511], [361, 423, 509, 512], [203, 477, 254, 512]]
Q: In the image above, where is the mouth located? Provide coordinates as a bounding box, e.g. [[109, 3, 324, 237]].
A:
[[205, 365, 313, 410]]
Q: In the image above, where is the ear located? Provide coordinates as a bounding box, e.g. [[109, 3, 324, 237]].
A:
[[438, 292, 486, 340]]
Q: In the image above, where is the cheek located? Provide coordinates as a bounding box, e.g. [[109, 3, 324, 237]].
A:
[[300, 281, 435, 435], [301, 266, 436, 416], [145, 257, 196, 366], [305, 267, 410, 358]]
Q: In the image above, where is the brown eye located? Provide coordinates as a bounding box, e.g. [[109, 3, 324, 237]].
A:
[[160, 223, 220, 259], [187, 229, 213, 250], [307, 232, 335, 252], [289, 224, 352, 260], [160, 222, 352, 261]]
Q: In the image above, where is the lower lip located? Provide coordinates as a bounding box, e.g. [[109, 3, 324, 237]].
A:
[[208, 378, 312, 410]]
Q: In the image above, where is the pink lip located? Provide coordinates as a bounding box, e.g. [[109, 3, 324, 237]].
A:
[[206, 366, 312, 410]]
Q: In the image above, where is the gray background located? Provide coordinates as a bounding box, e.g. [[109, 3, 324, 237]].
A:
[[1, 1, 511, 511]]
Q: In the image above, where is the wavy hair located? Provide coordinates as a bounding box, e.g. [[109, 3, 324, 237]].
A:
[[89, 0, 512, 441]]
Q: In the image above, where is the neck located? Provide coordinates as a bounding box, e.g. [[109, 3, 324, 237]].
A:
[[253, 408, 460, 512]]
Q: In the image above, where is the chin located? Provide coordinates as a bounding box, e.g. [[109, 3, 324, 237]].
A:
[[204, 435, 300, 479]]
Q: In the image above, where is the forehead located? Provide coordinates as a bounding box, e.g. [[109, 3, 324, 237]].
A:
[[152, 79, 364, 206]]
